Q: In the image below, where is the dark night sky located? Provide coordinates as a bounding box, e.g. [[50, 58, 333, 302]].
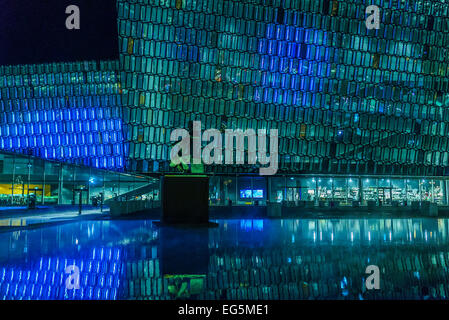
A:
[[0, 0, 119, 66]]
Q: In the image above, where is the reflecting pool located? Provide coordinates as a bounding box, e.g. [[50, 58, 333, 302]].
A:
[[0, 218, 448, 300]]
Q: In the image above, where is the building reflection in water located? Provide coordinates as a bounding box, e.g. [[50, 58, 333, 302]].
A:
[[0, 218, 448, 300]]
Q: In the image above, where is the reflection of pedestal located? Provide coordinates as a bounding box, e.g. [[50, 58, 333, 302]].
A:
[[160, 226, 209, 275], [159, 175, 216, 298], [159, 226, 209, 299], [161, 175, 210, 225]]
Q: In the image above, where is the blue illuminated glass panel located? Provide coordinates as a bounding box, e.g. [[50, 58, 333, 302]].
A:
[[0, 61, 124, 170], [0, 246, 123, 300]]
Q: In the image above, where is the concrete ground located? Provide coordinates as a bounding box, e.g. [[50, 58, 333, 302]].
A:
[[0, 205, 107, 232]]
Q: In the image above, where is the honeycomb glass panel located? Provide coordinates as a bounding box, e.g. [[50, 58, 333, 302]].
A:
[[0, 61, 124, 170], [115, 0, 449, 177]]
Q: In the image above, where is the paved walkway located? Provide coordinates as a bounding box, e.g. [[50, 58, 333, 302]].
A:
[[0, 205, 108, 230]]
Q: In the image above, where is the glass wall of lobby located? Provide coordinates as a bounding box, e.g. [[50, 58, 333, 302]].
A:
[[208, 175, 449, 207], [0, 151, 158, 207]]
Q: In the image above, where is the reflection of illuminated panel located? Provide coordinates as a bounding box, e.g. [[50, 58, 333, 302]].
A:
[[0, 247, 123, 300], [123, 260, 206, 299], [165, 275, 206, 299]]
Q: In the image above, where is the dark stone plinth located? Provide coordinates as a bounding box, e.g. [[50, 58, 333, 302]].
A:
[[161, 175, 211, 225]]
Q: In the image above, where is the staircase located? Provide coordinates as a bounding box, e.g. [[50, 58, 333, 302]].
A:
[[105, 180, 161, 216]]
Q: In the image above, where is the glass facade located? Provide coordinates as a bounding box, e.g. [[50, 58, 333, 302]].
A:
[[0, 151, 157, 207], [117, 0, 449, 177], [209, 174, 449, 207], [0, 0, 449, 191]]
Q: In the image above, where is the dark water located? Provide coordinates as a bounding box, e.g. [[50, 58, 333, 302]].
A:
[[0, 218, 448, 300]]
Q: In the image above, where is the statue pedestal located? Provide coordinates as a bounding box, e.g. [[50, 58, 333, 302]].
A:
[[161, 175, 212, 225]]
